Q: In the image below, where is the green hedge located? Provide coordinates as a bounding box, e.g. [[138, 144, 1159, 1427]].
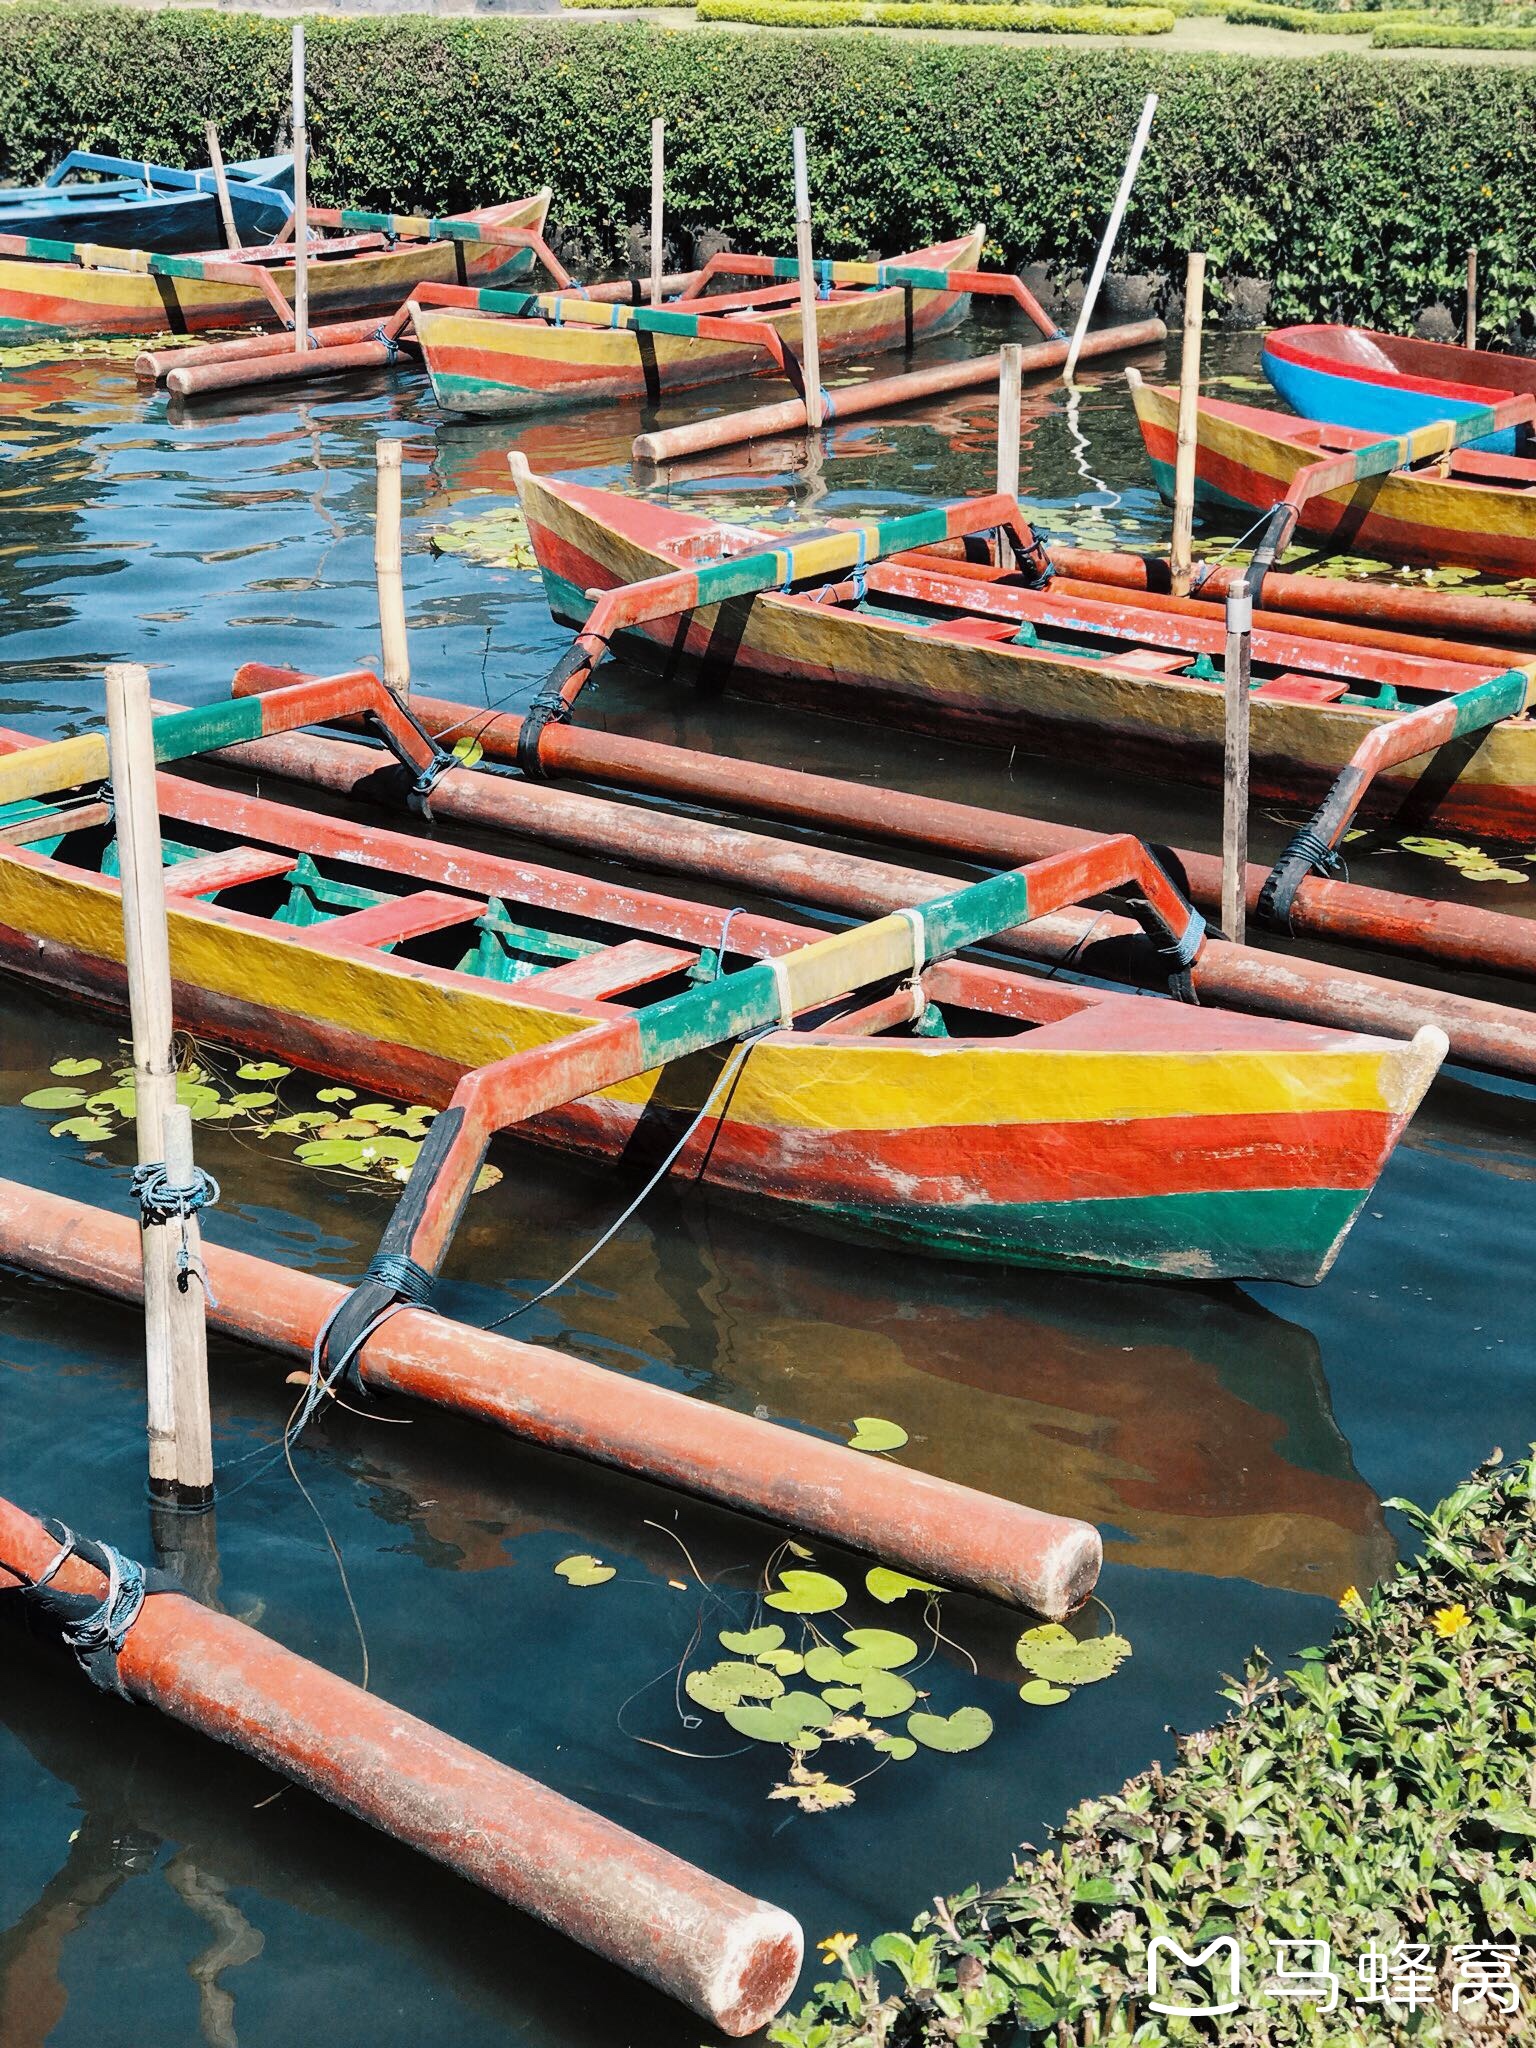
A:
[[770, 1448, 1536, 2046], [1373, 19, 1536, 42], [697, 0, 1176, 28], [3, 4, 1536, 333]]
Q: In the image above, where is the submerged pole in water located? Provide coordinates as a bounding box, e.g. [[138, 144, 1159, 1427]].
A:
[[374, 437, 410, 700], [649, 116, 666, 308], [103, 662, 214, 1505], [1222, 586, 1253, 945], [995, 341, 1022, 502], [291, 25, 309, 352], [1063, 91, 1156, 386], [1169, 250, 1206, 596], [203, 121, 240, 253], [0, 1492, 803, 2033], [791, 128, 823, 432]]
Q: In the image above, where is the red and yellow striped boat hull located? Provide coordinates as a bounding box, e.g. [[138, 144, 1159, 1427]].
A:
[[1132, 375, 1536, 578], [0, 736, 1440, 1283], [0, 192, 551, 338], [412, 229, 982, 416], [516, 468, 1536, 838]]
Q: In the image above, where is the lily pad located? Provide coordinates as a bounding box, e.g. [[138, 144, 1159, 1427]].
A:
[[1019, 1678, 1072, 1706], [452, 736, 485, 767], [22, 1087, 88, 1110], [228, 1091, 278, 1111], [236, 1061, 290, 1081], [865, 1566, 942, 1605], [759, 1648, 804, 1676], [907, 1707, 993, 1754], [847, 1415, 909, 1453], [718, 1624, 787, 1657], [317, 1086, 356, 1103], [268, 1112, 336, 1134], [554, 1553, 614, 1586], [684, 1661, 785, 1712], [769, 1771, 855, 1813], [848, 1667, 917, 1718], [723, 1692, 835, 1744], [804, 1645, 866, 1685], [1015, 1623, 1131, 1687], [841, 1628, 917, 1669], [49, 1057, 102, 1077], [51, 1116, 114, 1141], [869, 1730, 918, 1760], [765, 1569, 847, 1615]]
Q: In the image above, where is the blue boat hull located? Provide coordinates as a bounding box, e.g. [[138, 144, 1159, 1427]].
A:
[[0, 154, 293, 255], [1262, 339, 1517, 456]]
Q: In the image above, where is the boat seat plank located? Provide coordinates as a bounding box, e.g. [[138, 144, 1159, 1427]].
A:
[[1253, 674, 1350, 706], [513, 939, 697, 1001], [1447, 448, 1536, 489], [1113, 648, 1190, 674], [924, 616, 1020, 645], [312, 890, 479, 952], [163, 846, 300, 899]]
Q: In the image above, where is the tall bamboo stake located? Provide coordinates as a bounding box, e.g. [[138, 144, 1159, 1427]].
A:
[[1466, 247, 1478, 350], [291, 25, 309, 353], [375, 437, 410, 700], [203, 120, 240, 253], [104, 662, 214, 1504], [649, 117, 665, 309], [1222, 587, 1252, 945], [792, 128, 823, 432], [1169, 249, 1206, 596], [995, 342, 1023, 501], [1063, 92, 1157, 385]]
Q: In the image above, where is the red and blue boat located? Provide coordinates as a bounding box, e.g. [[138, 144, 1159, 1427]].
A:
[[1263, 325, 1536, 457]]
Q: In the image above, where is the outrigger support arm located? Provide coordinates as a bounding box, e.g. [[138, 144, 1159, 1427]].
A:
[[0, 669, 458, 815], [321, 835, 1206, 1368], [1258, 666, 1534, 930], [674, 248, 1062, 344], [509, 475, 1043, 774]]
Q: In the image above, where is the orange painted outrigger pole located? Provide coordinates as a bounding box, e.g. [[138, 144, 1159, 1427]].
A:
[[0, 1493, 803, 2033]]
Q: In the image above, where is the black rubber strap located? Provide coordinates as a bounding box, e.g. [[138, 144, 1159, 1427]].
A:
[[6, 1519, 177, 1698]]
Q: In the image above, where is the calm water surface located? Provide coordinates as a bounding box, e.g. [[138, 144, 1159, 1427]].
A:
[[2, 313, 1534, 2047]]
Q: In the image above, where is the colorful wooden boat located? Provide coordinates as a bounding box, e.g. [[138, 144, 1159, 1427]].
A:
[[0, 719, 1441, 1284], [515, 464, 1536, 837], [1130, 374, 1536, 579], [1264, 324, 1536, 458], [0, 150, 293, 254], [410, 229, 983, 416], [0, 191, 551, 338]]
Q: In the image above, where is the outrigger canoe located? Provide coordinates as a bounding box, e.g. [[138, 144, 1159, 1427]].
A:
[[1130, 375, 1536, 579], [516, 465, 1536, 837], [1264, 324, 1536, 458], [0, 150, 293, 254], [0, 191, 552, 338], [410, 229, 984, 416], [0, 712, 1441, 1284]]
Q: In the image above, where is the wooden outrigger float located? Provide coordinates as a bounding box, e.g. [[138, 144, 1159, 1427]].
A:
[[0, 671, 1443, 1311], [0, 192, 554, 338], [512, 459, 1536, 840]]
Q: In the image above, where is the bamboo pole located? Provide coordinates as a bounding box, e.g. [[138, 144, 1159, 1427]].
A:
[[995, 342, 1023, 500], [1222, 586, 1252, 945], [103, 662, 214, 1505], [1466, 247, 1478, 350], [203, 121, 240, 253], [791, 128, 823, 432], [1063, 92, 1157, 385], [649, 117, 665, 308], [291, 25, 309, 353], [374, 438, 410, 700], [1169, 249, 1206, 596]]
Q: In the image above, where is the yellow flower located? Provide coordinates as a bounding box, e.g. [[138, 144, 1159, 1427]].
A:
[[1432, 1602, 1470, 1638], [1339, 1585, 1362, 1610], [817, 1931, 859, 1967]]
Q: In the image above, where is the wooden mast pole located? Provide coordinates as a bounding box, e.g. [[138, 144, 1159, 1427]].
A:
[[375, 438, 410, 700], [104, 662, 214, 1505], [649, 117, 665, 308], [1466, 247, 1478, 350], [1169, 249, 1206, 596], [1222, 587, 1252, 945], [203, 121, 240, 253], [291, 24, 309, 353], [1063, 91, 1156, 385], [791, 128, 823, 432]]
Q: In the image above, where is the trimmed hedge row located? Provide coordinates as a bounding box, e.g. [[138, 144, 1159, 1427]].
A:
[[769, 1448, 1536, 2047], [1375, 19, 1536, 42], [3, 5, 1536, 334], [697, 0, 1176, 27]]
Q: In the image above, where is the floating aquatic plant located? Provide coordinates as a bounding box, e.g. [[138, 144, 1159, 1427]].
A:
[[846, 1414, 909, 1452], [15, 1042, 503, 1194], [429, 503, 540, 571], [554, 1554, 616, 1587]]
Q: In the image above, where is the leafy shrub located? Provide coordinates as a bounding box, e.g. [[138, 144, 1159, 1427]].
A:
[[1373, 18, 1536, 41], [770, 1448, 1536, 2047], [699, 0, 1175, 28], [4, 5, 1536, 334], [1223, 1, 1418, 26]]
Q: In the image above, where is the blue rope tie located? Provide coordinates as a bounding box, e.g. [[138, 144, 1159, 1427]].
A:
[[131, 1161, 220, 1300]]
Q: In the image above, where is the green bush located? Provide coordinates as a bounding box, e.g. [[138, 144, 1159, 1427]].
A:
[[1373, 18, 1536, 41], [3, 4, 1536, 334], [564, 0, 680, 9], [770, 1448, 1536, 2047], [699, 0, 1175, 28]]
